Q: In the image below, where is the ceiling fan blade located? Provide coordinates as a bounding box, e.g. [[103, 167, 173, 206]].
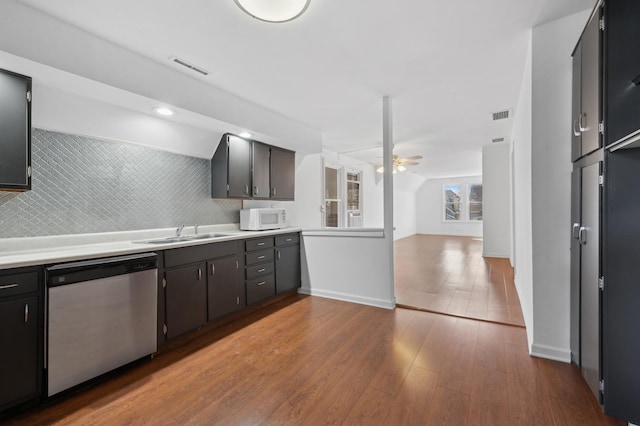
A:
[[402, 155, 423, 160], [401, 161, 420, 166]]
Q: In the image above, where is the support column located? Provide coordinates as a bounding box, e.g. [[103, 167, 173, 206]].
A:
[[382, 96, 396, 305]]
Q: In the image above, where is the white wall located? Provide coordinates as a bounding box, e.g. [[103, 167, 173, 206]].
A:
[[512, 9, 591, 361], [416, 176, 483, 238], [482, 142, 512, 257], [512, 32, 534, 348], [393, 172, 424, 240], [300, 232, 394, 309]]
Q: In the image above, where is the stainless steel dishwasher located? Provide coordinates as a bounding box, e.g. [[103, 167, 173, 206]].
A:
[[46, 253, 158, 397]]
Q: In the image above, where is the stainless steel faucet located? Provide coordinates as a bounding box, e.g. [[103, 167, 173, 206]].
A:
[[176, 224, 185, 237]]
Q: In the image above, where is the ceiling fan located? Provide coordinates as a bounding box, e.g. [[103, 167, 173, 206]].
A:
[[376, 154, 423, 174]]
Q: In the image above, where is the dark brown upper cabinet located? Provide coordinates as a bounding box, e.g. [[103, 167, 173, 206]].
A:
[[211, 133, 295, 200], [0, 68, 32, 191]]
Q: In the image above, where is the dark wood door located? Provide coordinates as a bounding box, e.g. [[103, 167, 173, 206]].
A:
[[580, 11, 601, 157], [252, 142, 270, 199], [570, 167, 581, 365], [571, 43, 582, 161], [275, 245, 300, 294], [580, 161, 601, 402], [165, 264, 207, 339], [270, 148, 295, 200], [603, 149, 640, 423], [605, 0, 640, 145], [0, 296, 38, 410], [0, 69, 31, 191], [207, 256, 241, 321], [227, 135, 252, 198]]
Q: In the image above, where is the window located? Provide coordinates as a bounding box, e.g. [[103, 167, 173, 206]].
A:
[[346, 170, 363, 228], [443, 183, 482, 221], [324, 165, 341, 227], [322, 164, 364, 228]]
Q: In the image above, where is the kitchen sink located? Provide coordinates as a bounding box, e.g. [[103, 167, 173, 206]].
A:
[[134, 234, 230, 244]]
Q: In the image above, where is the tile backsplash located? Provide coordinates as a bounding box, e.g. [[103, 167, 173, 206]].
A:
[[0, 129, 240, 238]]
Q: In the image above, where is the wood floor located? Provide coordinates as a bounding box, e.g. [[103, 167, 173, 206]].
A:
[[6, 295, 622, 425], [395, 235, 525, 327]]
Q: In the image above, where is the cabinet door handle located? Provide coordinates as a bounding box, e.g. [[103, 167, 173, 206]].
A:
[[198, 268, 202, 280], [258, 268, 266, 273], [573, 118, 581, 136], [254, 186, 259, 195], [0, 283, 19, 290], [277, 250, 281, 260], [272, 187, 276, 197], [245, 185, 249, 195], [572, 223, 581, 239], [257, 281, 266, 286], [579, 113, 588, 132], [211, 264, 215, 276], [258, 255, 266, 259], [24, 303, 29, 323], [578, 227, 587, 245]]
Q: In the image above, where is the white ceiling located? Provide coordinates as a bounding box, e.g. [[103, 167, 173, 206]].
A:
[[17, 0, 594, 179]]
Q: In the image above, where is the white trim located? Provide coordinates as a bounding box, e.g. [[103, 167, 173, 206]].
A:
[[481, 252, 511, 258], [530, 342, 571, 363], [297, 287, 395, 310], [302, 228, 384, 238]]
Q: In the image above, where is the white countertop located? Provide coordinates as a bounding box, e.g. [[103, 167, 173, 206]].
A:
[[0, 224, 302, 270]]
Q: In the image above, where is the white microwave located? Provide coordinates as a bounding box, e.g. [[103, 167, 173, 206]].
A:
[[240, 208, 287, 231]]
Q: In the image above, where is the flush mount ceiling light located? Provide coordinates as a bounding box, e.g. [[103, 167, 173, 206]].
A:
[[234, 0, 311, 23], [153, 107, 174, 116]]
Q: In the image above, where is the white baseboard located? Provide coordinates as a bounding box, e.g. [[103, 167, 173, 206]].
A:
[[530, 342, 571, 363], [482, 252, 510, 258], [298, 287, 395, 310]]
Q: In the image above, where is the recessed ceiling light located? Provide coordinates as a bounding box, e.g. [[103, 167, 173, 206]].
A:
[[153, 107, 174, 116], [238, 131, 252, 138]]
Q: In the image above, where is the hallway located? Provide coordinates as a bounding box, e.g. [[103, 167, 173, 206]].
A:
[[394, 235, 525, 327]]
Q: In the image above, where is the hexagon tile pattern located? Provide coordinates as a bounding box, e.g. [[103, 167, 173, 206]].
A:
[[0, 129, 241, 238]]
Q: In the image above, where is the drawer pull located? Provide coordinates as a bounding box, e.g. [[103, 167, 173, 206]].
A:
[[257, 242, 265, 246], [257, 281, 267, 286], [0, 283, 19, 290], [258, 255, 266, 259], [258, 268, 266, 273], [286, 238, 292, 242], [24, 303, 29, 323]]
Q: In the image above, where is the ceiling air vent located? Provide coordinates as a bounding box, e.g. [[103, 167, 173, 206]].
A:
[[169, 56, 210, 76], [492, 137, 505, 143], [492, 110, 510, 121]]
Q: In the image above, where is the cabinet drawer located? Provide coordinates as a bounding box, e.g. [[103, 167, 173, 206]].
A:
[[164, 240, 237, 268], [246, 275, 275, 305], [0, 271, 39, 298], [245, 237, 274, 252], [246, 262, 274, 280], [246, 249, 274, 266], [275, 233, 299, 246]]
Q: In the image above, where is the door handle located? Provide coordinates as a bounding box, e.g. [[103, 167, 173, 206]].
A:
[[579, 113, 588, 132], [578, 226, 587, 245], [573, 118, 581, 137], [572, 223, 581, 239]]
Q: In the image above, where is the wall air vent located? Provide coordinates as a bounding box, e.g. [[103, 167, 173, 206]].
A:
[[169, 56, 210, 76], [492, 137, 505, 143], [492, 110, 510, 121]]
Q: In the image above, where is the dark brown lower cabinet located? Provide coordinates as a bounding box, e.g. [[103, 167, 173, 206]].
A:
[[208, 256, 243, 321], [275, 234, 301, 294], [165, 263, 207, 339], [0, 267, 42, 415]]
